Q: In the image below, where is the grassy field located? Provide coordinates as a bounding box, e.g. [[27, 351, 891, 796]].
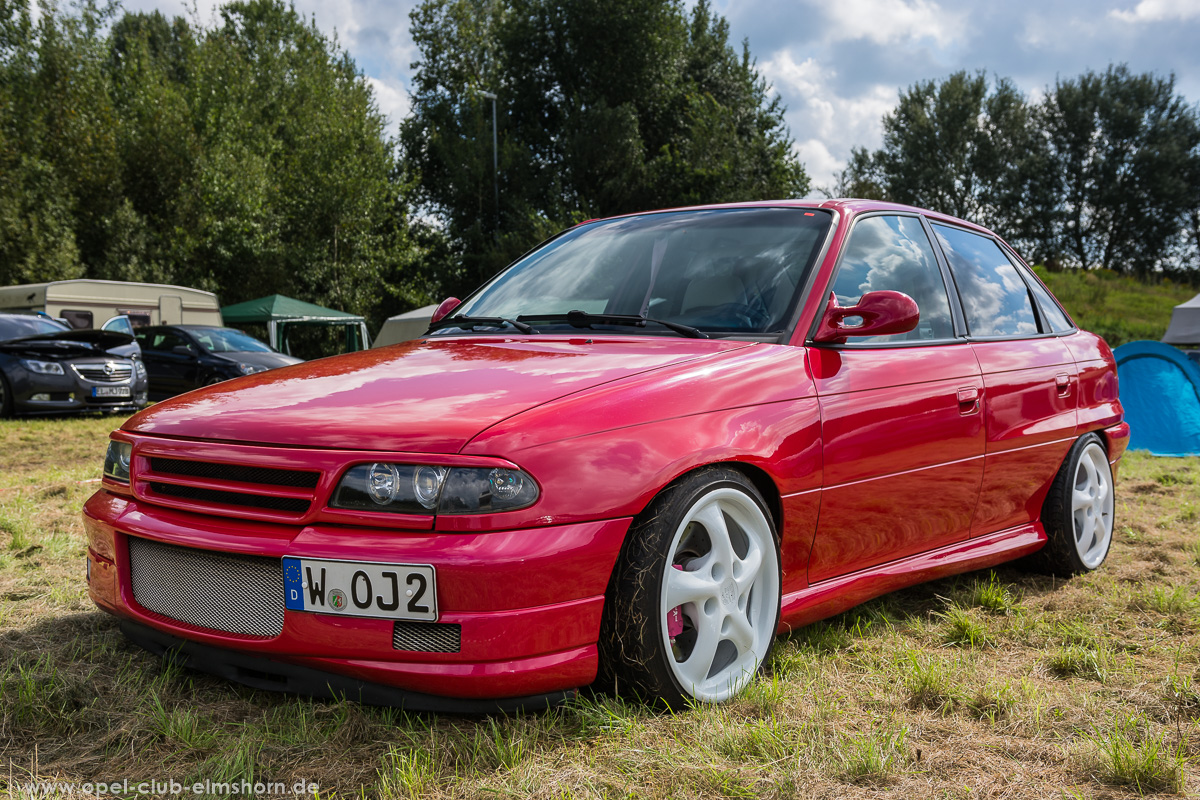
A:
[[1, 415, 1198, 799], [1035, 267, 1195, 348]]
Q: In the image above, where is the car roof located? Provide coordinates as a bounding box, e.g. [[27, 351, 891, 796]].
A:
[[577, 198, 999, 238]]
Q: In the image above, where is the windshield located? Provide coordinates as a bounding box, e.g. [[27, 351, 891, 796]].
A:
[[0, 315, 70, 341], [449, 208, 832, 336], [189, 327, 274, 353]]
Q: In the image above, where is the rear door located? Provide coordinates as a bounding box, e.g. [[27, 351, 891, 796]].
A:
[[808, 213, 985, 583], [930, 224, 1078, 536]]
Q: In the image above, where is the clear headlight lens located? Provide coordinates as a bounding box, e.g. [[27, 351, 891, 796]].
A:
[[21, 359, 64, 375], [332, 463, 538, 515], [104, 440, 132, 483], [133, 359, 147, 380], [237, 362, 267, 375]]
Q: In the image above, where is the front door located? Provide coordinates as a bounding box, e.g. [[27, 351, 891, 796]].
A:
[[807, 214, 985, 583]]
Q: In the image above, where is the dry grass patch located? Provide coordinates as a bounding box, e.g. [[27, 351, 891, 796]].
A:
[[1, 419, 1199, 797]]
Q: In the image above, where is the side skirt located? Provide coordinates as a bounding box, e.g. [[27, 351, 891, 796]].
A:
[[778, 523, 1046, 633]]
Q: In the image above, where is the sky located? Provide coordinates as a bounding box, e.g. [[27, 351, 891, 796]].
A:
[[126, 0, 1200, 192]]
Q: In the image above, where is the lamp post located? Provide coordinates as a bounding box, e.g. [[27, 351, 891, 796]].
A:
[[480, 90, 499, 236]]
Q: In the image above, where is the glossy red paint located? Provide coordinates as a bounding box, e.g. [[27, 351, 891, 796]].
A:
[[812, 290, 920, 343], [84, 198, 1128, 707], [429, 296, 462, 325]]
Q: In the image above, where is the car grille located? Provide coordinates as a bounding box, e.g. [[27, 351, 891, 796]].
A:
[[128, 536, 285, 637], [139, 457, 320, 518], [73, 362, 132, 382], [393, 621, 461, 653]]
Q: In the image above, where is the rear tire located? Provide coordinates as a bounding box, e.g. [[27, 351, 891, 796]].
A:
[[599, 467, 781, 708], [1028, 433, 1114, 576]]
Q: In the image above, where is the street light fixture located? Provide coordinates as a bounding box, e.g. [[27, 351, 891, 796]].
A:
[[480, 90, 499, 235]]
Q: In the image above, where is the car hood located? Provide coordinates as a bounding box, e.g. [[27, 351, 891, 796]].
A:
[[209, 351, 304, 369], [0, 329, 136, 359], [124, 336, 754, 452]]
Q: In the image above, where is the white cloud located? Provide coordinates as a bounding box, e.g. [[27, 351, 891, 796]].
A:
[[761, 52, 896, 186], [367, 77, 411, 134], [1110, 0, 1200, 23], [819, 0, 967, 47]]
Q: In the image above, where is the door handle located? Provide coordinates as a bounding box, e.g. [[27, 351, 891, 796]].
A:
[[1055, 373, 1071, 397], [956, 386, 979, 414]]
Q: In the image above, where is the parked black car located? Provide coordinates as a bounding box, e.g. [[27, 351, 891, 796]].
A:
[[135, 325, 303, 399], [0, 313, 149, 416]]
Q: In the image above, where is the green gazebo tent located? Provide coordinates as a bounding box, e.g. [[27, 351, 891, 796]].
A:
[[220, 294, 370, 356]]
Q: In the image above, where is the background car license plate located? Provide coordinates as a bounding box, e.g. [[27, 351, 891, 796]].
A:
[[282, 557, 437, 621], [92, 386, 131, 398]]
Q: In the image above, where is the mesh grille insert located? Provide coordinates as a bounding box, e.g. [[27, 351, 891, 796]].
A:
[[128, 536, 284, 637], [148, 482, 310, 514], [149, 457, 319, 488], [393, 621, 461, 653]]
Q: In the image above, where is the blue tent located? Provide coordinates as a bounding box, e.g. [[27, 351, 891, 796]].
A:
[[1114, 340, 1200, 456]]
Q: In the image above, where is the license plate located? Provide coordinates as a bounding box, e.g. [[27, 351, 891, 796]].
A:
[[283, 557, 437, 621], [92, 386, 131, 398]]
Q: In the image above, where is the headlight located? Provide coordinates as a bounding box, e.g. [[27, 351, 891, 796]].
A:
[[237, 363, 267, 375], [104, 440, 132, 483], [332, 463, 538, 515], [21, 359, 64, 375], [134, 359, 147, 380]]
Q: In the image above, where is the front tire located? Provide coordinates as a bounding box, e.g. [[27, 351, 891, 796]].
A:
[[1031, 433, 1115, 576], [599, 467, 781, 708]]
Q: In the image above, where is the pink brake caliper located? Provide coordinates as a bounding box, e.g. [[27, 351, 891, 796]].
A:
[[667, 564, 685, 640]]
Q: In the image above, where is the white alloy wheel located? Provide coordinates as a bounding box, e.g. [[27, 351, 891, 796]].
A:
[[1072, 441, 1114, 569], [660, 486, 780, 703]]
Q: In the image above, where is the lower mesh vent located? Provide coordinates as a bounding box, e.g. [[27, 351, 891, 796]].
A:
[[393, 621, 461, 653], [128, 536, 285, 637]]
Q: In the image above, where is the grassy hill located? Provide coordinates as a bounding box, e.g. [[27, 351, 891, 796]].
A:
[[1034, 267, 1195, 348]]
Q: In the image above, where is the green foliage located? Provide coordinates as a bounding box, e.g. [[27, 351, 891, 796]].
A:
[[1034, 266, 1194, 345], [844, 66, 1200, 278], [0, 0, 422, 326], [401, 0, 808, 295]]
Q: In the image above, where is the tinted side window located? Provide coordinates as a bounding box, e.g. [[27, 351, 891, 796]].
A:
[[830, 215, 954, 343], [934, 225, 1037, 337], [1018, 265, 1073, 332]]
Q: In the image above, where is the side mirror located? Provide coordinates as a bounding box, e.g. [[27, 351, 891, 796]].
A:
[[171, 344, 195, 357], [812, 290, 920, 344], [429, 297, 462, 325]]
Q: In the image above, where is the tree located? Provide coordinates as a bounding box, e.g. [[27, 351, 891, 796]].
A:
[[401, 0, 808, 296], [1040, 65, 1200, 276], [845, 71, 1055, 259]]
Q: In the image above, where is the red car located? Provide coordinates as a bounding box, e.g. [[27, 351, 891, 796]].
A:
[[84, 200, 1127, 710]]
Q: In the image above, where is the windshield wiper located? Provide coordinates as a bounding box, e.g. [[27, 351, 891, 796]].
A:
[[426, 315, 535, 335], [518, 310, 707, 339]]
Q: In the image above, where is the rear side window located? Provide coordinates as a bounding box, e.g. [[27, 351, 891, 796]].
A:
[[933, 225, 1037, 337], [829, 215, 955, 343], [1018, 265, 1074, 332]]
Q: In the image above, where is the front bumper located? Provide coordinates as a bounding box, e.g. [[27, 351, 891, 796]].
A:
[[12, 366, 148, 415], [84, 491, 630, 705]]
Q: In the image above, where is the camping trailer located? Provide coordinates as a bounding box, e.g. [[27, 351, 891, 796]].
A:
[[0, 280, 222, 330], [373, 304, 438, 348]]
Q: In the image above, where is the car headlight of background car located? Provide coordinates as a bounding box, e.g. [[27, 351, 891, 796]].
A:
[[332, 463, 539, 514], [103, 440, 132, 483], [237, 363, 268, 375], [133, 359, 147, 380], [21, 359, 64, 375]]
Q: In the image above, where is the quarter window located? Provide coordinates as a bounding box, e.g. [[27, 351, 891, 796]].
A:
[[934, 225, 1038, 337], [1019, 265, 1073, 332], [829, 215, 955, 343]]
